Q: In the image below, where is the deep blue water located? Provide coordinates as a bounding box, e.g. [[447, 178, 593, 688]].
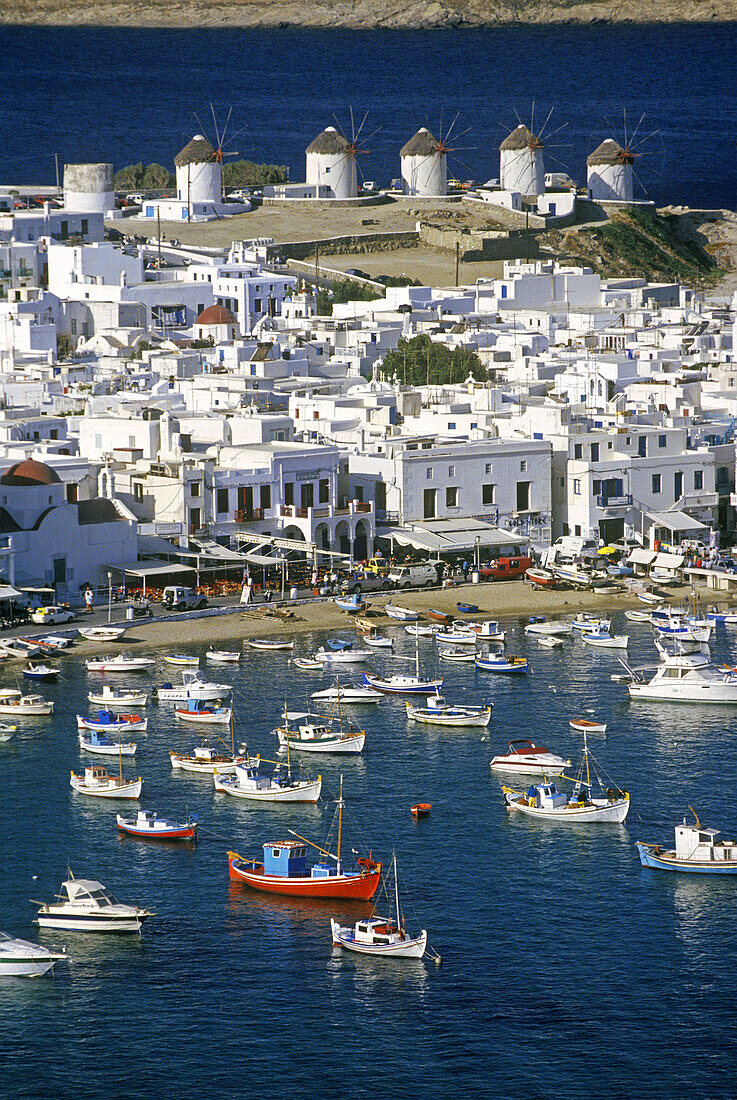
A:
[[2, 610, 737, 1098], [1, 26, 735, 208]]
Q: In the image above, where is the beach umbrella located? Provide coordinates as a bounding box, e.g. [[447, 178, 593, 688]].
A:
[[598, 546, 618, 555]]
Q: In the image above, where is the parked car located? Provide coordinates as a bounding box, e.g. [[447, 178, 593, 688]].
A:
[[362, 556, 390, 577], [339, 572, 388, 595], [387, 562, 441, 589], [31, 604, 75, 625], [478, 556, 534, 581], [161, 586, 207, 612]]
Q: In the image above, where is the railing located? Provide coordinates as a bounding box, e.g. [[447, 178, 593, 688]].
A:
[[596, 493, 633, 508], [235, 508, 264, 522]]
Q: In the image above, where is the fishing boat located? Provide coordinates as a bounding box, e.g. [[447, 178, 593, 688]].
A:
[[552, 563, 600, 588], [0, 638, 41, 658], [77, 626, 127, 642], [525, 567, 557, 589], [155, 670, 232, 702], [292, 657, 324, 671], [39, 634, 75, 649], [87, 686, 148, 708], [214, 759, 322, 803], [456, 601, 479, 614], [116, 810, 198, 841], [33, 874, 152, 933], [571, 614, 611, 633], [362, 670, 443, 694], [473, 621, 507, 642], [503, 734, 629, 823], [276, 711, 366, 754], [0, 931, 68, 977], [315, 645, 373, 664], [78, 729, 137, 756], [427, 608, 453, 624], [170, 744, 248, 774], [163, 654, 199, 667], [330, 853, 428, 960], [206, 648, 241, 662], [334, 594, 364, 613], [405, 623, 441, 637], [23, 662, 59, 681], [311, 683, 383, 704], [227, 779, 381, 897], [625, 610, 652, 623], [247, 638, 295, 651], [175, 700, 233, 724], [637, 589, 666, 606], [707, 608, 737, 625], [0, 689, 53, 716], [384, 605, 419, 622], [434, 625, 478, 645], [569, 717, 607, 734], [581, 631, 629, 650], [475, 653, 528, 674], [538, 635, 565, 649], [77, 710, 147, 733], [490, 739, 570, 775], [437, 647, 476, 662], [406, 694, 492, 727], [411, 803, 431, 818], [524, 620, 572, 637], [636, 810, 737, 873], [364, 634, 394, 648], [85, 654, 156, 672], [70, 764, 142, 800]]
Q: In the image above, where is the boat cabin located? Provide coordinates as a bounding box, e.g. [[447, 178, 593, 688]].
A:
[[136, 811, 158, 828], [84, 766, 111, 784], [477, 621, 501, 637], [298, 723, 331, 741], [353, 917, 399, 945], [527, 783, 568, 809], [674, 823, 737, 862], [193, 746, 218, 761], [61, 879, 116, 908], [263, 841, 309, 877]]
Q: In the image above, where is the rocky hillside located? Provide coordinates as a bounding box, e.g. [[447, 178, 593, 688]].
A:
[[3, 0, 736, 26]]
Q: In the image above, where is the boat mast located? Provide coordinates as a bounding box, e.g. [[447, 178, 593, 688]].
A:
[[393, 851, 401, 930], [584, 731, 591, 788], [337, 774, 344, 874]]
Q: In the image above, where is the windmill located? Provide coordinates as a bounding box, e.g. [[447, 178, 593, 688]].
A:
[[305, 108, 375, 198], [587, 110, 661, 202], [399, 112, 474, 196], [174, 104, 245, 217], [498, 104, 563, 197]]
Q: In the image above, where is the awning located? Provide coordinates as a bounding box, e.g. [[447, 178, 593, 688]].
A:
[[137, 534, 190, 559], [109, 560, 195, 578], [653, 552, 685, 570], [383, 520, 525, 555], [0, 584, 23, 600], [628, 549, 657, 566], [189, 538, 248, 563], [647, 511, 708, 533], [385, 528, 447, 553], [245, 548, 285, 566]]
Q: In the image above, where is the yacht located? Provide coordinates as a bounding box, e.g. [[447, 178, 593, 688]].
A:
[[155, 670, 232, 703], [0, 931, 69, 977], [33, 875, 153, 933], [626, 643, 737, 704]]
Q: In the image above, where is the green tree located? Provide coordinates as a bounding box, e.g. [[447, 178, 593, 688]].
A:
[[142, 163, 173, 190], [114, 163, 144, 190], [314, 277, 382, 317], [381, 334, 486, 387], [221, 160, 288, 187]]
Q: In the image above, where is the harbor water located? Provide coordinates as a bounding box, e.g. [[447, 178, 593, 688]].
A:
[[1, 611, 736, 1097], [1, 25, 735, 208]]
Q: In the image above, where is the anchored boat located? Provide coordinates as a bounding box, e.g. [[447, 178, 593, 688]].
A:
[[490, 739, 570, 775], [636, 810, 737, 873], [406, 694, 492, 727], [33, 873, 152, 933], [117, 810, 198, 841], [330, 853, 428, 960]]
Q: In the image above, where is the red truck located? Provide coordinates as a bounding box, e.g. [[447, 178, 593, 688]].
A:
[[478, 555, 533, 581]]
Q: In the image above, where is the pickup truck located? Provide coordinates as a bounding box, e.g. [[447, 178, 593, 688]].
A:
[[339, 572, 389, 594], [478, 556, 533, 581]]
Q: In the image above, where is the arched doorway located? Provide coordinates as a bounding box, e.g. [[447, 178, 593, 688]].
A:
[[335, 521, 351, 560], [353, 519, 369, 563]]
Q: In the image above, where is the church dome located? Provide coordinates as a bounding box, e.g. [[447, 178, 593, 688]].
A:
[[0, 459, 62, 486], [195, 304, 237, 326]]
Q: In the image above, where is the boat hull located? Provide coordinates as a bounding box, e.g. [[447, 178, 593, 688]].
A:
[[475, 657, 528, 673], [636, 843, 737, 872], [70, 774, 142, 799], [169, 753, 246, 774], [330, 920, 427, 958], [406, 705, 491, 727], [362, 673, 443, 694], [228, 854, 380, 897], [117, 817, 197, 840], [214, 775, 322, 802], [628, 684, 737, 704], [79, 736, 136, 756], [278, 732, 365, 753], [505, 793, 630, 822], [36, 913, 146, 933]]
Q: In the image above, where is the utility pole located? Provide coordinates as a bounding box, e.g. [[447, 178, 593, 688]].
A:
[[157, 207, 162, 269], [187, 164, 191, 223], [455, 240, 460, 287], [315, 243, 320, 291], [54, 153, 60, 196]]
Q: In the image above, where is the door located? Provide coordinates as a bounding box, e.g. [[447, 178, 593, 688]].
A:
[[53, 557, 66, 585], [516, 481, 530, 511], [423, 488, 437, 519], [674, 471, 683, 500]]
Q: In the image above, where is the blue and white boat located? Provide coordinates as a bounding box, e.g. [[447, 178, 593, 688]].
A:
[[78, 727, 137, 756], [707, 607, 737, 624], [76, 709, 148, 733], [362, 671, 443, 694], [23, 662, 60, 681], [637, 812, 737, 873], [334, 594, 364, 613], [475, 653, 528, 674]]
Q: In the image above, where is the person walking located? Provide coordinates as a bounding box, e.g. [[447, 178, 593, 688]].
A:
[[84, 587, 94, 614]]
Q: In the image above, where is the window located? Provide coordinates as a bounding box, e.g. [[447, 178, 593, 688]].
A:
[[574, 443, 582, 460], [300, 482, 314, 510], [448, 422, 456, 430], [284, 482, 294, 506], [446, 486, 458, 508], [694, 470, 703, 490], [590, 443, 599, 462], [190, 482, 201, 498], [71, 319, 77, 335], [574, 524, 581, 537], [260, 485, 271, 511], [254, 298, 262, 313], [593, 480, 601, 495], [485, 463, 491, 474], [674, 471, 683, 499], [658, 434, 667, 448], [81, 219, 88, 235], [520, 460, 527, 472], [128, 435, 136, 448], [573, 479, 581, 495], [318, 478, 329, 504], [448, 465, 455, 478], [652, 474, 661, 494], [426, 468, 433, 480], [217, 488, 229, 513], [94, 434, 102, 450], [354, 485, 364, 503], [189, 507, 200, 531], [482, 483, 495, 506], [133, 483, 143, 503], [66, 484, 78, 504]]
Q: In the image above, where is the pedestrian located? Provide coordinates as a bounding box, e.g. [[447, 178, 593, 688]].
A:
[[84, 587, 94, 614]]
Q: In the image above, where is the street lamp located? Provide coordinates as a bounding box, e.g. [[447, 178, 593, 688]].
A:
[[475, 535, 480, 574], [107, 571, 113, 623]]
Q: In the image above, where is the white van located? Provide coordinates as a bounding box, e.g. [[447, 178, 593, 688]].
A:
[[387, 562, 439, 589]]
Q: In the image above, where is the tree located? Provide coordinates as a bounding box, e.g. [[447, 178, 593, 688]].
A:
[[381, 334, 486, 387], [314, 277, 382, 317], [114, 163, 144, 190], [142, 163, 173, 190], [221, 160, 288, 187]]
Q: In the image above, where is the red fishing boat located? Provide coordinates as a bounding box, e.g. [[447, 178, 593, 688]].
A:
[[411, 803, 432, 817], [227, 779, 381, 899], [428, 608, 453, 624], [116, 809, 198, 840], [525, 567, 558, 589]]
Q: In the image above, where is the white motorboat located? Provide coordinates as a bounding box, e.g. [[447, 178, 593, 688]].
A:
[[214, 760, 322, 802], [77, 710, 147, 732], [571, 615, 611, 634], [330, 854, 428, 960], [538, 635, 565, 649], [490, 739, 570, 775], [0, 689, 53, 716], [581, 631, 629, 650], [434, 626, 478, 646], [363, 671, 443, 694], [437, 647, 476, 662], [384, 605, 419, 622], [503, 735, 629, 823], [0, 931, 69, 976], [77, 626, 127, 642], [625, 647, 737, 704], [155, 670, 232, 702], [163, 654, 199, 667], [170, 744, 248, 774], [70, 764, 142, 799], [78, 730, 137, 756], [86, 654, 156, 672], [311, 684, 383, 704], [315, 646, 373, 664], [247, 638, 294, 651], [364, 635, 394, 648], [471, 621, 506, 643], [406, 694, 492, 727], [404, 623, 441, 637], [174, 702, 233, 724], [276, 711, 365, 754], [524, 621, 572, 637], [206, 648, 241, 663], [87, 686, 148, 708], [34, 875, 152, 933]]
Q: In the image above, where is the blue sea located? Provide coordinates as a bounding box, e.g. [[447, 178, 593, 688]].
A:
[[1, 25, 735, 208], [1, 610, 737, 1098]]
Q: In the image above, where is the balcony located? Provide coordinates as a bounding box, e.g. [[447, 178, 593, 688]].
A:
[[235, 508, 264, 522], [596, 493, 633, 509]]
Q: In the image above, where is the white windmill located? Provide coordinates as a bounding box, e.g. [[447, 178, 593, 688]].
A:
[[587, 113, 658, 203]]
